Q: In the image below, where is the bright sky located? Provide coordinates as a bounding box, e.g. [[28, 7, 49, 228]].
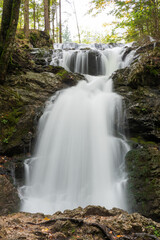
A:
[[62, 0, 116, 41]]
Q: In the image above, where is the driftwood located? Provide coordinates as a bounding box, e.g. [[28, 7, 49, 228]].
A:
[[27, 217, 159, 240]]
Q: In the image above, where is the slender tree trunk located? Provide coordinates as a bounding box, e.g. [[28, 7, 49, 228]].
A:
[[52, 3, 56, 43], [59, 0, 62, 43], [153, 0, 159, 37], [48, 0, 50, 29], [73, 0, 81, 43], [44, 0, 50, 33], [56, 6, 58, 42], [24, 0, 29, 37], [37, 7, 40, 30], [33, 0, 36, 30], [0, 0, 21, 83]]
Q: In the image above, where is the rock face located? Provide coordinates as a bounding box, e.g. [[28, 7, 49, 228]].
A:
[[112, 41, 160, 221], [126, 146, 160, 221], [29, 30, 53, 48], [0, 68, 83, 156], [0, 156, 20, 215], [0, 206, 159, 240], [63, 50, 104, 75], [113, 42, 160, 142]]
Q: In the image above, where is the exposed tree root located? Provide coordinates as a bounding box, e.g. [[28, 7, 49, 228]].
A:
[[27, 217, 159, 240]]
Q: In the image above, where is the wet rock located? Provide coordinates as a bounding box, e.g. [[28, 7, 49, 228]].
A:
[[0, 175, 20, 215], [83, 205, 115, 217], [126, 146, 160, 221], [88, 50, 103, 75], [113, 43, 160, 142], [35, 58, 46, 66], [0, 156, 20, 215]]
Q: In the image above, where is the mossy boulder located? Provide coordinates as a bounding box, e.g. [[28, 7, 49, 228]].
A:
[[29, 30, 53, 48]]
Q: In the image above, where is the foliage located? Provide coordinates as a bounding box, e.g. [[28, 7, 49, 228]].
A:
[[62, 25, 72, 42], [79, 29, 123, 44], [89, 0, 160, 42], [146, 225, 160, 237]]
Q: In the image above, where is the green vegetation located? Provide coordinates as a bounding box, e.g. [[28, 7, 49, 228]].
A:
[[0, 108, 24, 144], [146, 225, 160, 237], [89, 0, 160, 42]]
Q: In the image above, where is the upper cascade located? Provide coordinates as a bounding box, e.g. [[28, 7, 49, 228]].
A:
[[54, 42, 124, 50], [50, 43, 135, 76]]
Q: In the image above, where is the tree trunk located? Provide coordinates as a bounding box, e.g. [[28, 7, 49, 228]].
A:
[[0, 0, 21, 84], [37, 6, 40, 30], [48, 0, 50, 29], [33, 0, 36, 30], [56, 5, 58, 42], [44, 0, 50, 33], [73, 0, 81, 43], [59, 0, 62, 43], [24, 0, 29, 37], [52, 3, 56, 43]]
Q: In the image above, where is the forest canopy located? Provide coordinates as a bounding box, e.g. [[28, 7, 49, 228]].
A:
[[89, 0, 160, 42], [0, 0, 160, 44]]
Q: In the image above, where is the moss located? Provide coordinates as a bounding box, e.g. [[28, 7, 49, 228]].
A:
[[16, 30, 25, 40], [56, 69, 69, 80], [0, 107, 25, 144], [126, 146, 160, 219], [29, 30, 53, 48], [0, 85, 26, 146], [130, 137, 156, 146]]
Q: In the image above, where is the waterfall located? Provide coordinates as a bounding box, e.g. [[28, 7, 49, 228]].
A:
[[19, 43, 135, 214]]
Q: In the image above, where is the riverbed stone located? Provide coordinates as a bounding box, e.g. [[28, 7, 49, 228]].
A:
[[0, 206, 159, 240]]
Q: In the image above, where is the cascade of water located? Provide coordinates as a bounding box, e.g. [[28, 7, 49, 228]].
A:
[[19, 44, 134, 214]]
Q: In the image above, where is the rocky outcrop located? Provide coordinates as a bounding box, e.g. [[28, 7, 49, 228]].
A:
[[0, 156, 20, 215], [113, 42, 160, 142], [0, 206, 159, 240], [0, 68, 83, 156], [29, 30, 53, 48], [126, 146, 160, 221], [113, 41, 160, 220]]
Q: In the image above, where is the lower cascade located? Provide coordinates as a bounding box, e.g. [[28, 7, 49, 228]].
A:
[[19, 44, 135, 214]]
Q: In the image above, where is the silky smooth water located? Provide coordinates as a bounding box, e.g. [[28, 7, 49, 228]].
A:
[[19, 44, 134, 214]]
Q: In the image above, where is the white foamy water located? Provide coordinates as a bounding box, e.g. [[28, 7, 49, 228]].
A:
[[19, 44, 134, 214]]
